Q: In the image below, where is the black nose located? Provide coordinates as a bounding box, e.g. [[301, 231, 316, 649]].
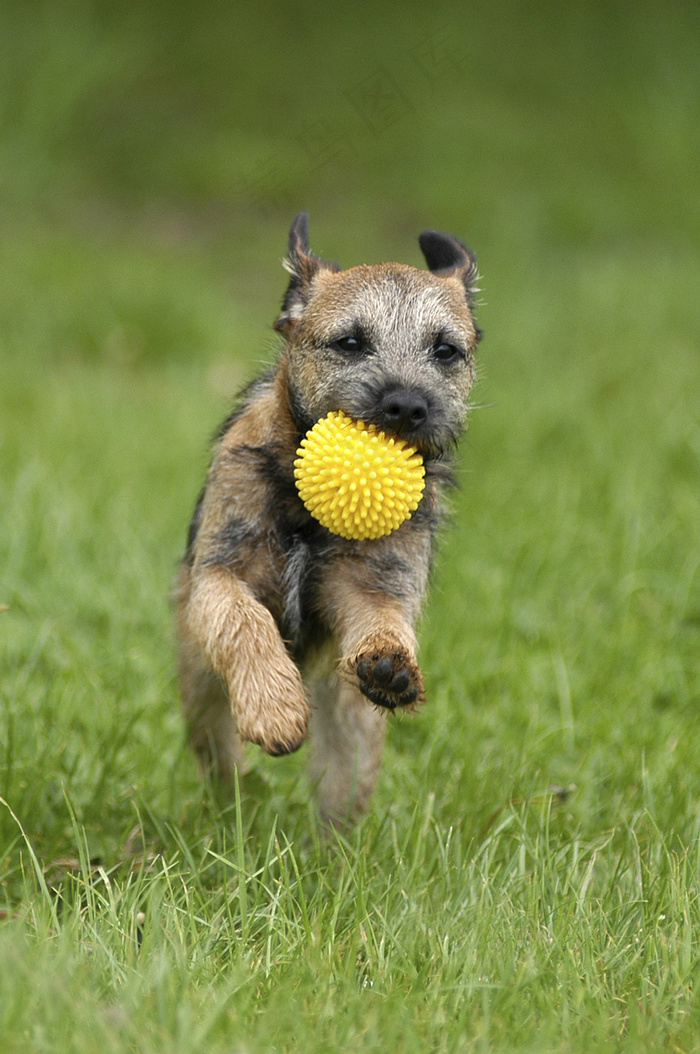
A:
[[379, 389, 428, 432]]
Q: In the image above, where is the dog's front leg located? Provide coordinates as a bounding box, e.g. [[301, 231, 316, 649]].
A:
[[320, 547, 429, 711], [309, 569, 425, 824], [184, 565, 310, 755]]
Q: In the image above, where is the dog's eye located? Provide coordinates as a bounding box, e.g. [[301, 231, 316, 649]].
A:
[[433, 342, 461, 364], [333, 335, 364, 354]]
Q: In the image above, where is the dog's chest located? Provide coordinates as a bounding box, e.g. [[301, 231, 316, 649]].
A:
[[276, 517, 334, 660]]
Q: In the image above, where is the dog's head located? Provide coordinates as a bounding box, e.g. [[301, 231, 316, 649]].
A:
[[275, 212, 481, 459]]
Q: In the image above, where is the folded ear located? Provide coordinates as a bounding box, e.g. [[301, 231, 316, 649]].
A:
[[274, 212, 340, 333], [418, 229, 479, 304]]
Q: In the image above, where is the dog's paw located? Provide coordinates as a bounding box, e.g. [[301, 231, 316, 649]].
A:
[[237, 700, 309, 756], [351, 648, 424, 710], [245, 717, 308, 756], [232, 664, 310, 756]]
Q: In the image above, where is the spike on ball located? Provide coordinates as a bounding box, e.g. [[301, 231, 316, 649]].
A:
[[294, 410, 426, 540]]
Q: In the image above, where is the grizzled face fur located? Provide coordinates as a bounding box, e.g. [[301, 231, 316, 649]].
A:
[[274, 214, 481, 459]]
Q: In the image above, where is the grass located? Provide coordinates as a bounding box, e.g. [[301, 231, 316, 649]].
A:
[[1, 1, 700, 1050]]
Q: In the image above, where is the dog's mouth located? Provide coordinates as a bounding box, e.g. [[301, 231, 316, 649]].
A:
[[372, 423, 442, 459], [342, 407, 456, 462], [338, 379, 459, 461], [288, 373, 463, 461], [289, 386, 459, 462]]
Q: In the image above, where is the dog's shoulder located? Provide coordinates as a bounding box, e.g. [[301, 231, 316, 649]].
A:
[[212, 366, 278, 446]]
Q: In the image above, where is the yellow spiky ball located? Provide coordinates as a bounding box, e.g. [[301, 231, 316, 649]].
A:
[[294, 410, 426, 540]]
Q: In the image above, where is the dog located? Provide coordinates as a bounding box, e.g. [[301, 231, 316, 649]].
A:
[[175, 213, 481, 824]]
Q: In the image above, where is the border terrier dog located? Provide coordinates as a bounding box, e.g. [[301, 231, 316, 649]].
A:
[[175, 213, 481, 824]]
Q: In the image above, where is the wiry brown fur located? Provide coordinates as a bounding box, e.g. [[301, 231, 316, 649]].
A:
[[175, 213, 481, 824]]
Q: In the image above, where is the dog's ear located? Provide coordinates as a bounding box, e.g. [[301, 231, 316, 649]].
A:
[[274, 212, 340, 333], [419, 230, 479, 305]]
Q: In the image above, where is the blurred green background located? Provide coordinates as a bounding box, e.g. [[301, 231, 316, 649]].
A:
[[3, 0, 699, 368]]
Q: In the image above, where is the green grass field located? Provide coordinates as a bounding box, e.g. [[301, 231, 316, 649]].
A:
[[2, 2, 699, 1050]]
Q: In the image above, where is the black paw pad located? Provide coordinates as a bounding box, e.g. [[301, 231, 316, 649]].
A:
[[354, 651, 422, 710]]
